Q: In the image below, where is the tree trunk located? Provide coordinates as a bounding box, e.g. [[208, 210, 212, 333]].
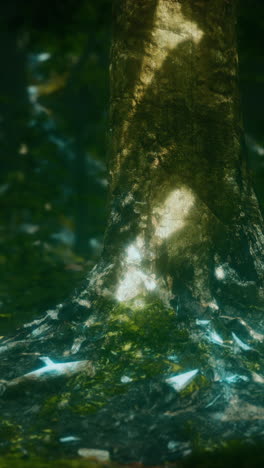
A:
[[89, 0, 264, 313]]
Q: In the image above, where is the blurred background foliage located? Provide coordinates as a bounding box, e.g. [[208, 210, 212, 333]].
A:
[[0, 0, 111, 332], [0, 0, 263, 334]]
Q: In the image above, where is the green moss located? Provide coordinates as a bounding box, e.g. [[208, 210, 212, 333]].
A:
[[35, 394, 73, 436], [0, 421, 22, 442], [0, 456, 113, 468], [0, 421, 25, 457], [61, 300, 191, 415], [1, 440, 264, 468], [64, 299, 213, 411], [104, 300, 189, 353], [244, 360, 261, 372], [184, 440, 264, 468], [180, 374, 209, 398], [39, 395, 64, 421]]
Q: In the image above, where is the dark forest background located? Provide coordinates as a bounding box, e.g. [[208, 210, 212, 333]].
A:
[[0, 0, 263, 334]]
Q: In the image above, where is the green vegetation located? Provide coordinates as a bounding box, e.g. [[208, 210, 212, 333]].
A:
[[1, 440, 264, 468], [0, 0, 111, 334]]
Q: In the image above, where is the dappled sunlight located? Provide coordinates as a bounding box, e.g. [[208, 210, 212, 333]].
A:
[[126, 243, 142, 263], [115, 187, 195, 302], [116, 236, 157, 302], [141, 0, 204, 87], [137, 0, 204, 91], [155, 187, 195, 239], [215, 265, 226, 280], [116, 266, 157, 302], [118, 0, 204, 166]]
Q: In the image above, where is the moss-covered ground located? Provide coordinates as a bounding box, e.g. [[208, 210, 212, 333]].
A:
[[1, 440, 264, 467]]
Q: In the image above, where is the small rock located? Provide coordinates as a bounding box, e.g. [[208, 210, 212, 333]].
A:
[[78, 448, 110, 462], [120, 375, 132, 383]]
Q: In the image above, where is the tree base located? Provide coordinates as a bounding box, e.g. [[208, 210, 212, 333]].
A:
[[1, 290, 264, 464]]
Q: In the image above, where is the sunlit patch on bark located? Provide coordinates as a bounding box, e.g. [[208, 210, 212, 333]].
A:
[[116, 267, 157, 302], [138, 0, 204, 89], [75, 299, 91, 308], [116, 237, 158, 302], [126, 244, 142, 263], [155, 187, 195, 239], [117, 1, 204, 169], [215, 265, 226, 280], [116, 188, 195, 302]]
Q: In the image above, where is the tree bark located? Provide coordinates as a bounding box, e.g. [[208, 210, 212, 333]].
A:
[[86, 0, 264, 314]]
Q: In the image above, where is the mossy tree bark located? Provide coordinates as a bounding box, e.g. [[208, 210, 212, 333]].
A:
[[85, 0, 264, 315]]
